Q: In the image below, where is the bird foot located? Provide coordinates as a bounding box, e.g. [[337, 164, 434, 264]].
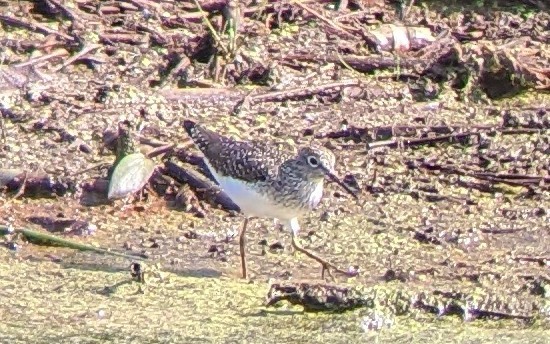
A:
[[320, 262, 359, 281]]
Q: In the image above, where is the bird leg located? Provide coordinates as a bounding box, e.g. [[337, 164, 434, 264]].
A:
[[290, 230, 351, 280], [239, 217, 249, 279]]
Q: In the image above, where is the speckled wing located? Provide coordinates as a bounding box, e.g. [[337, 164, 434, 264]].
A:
[[183, 120, 290, 183]]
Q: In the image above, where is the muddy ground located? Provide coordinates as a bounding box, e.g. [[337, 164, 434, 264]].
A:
[[0, 0, 549, 343]]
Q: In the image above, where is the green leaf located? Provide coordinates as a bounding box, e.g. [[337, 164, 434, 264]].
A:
[[108, 153, 155, 200]]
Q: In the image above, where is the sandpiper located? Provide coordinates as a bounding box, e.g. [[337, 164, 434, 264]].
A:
[[183, 120, 358, 279]]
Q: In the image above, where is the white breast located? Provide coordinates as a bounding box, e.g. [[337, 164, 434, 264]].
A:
[[308, 182, 324, 208], [217, 174, 303, 219], [204, 160, 300, 220]]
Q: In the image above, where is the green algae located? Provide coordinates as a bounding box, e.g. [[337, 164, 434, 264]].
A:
[[1, 1, 549, 343], [1, 245, 549, 344]]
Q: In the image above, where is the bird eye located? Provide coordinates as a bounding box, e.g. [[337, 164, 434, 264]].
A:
[[307, 156, 319, 167]]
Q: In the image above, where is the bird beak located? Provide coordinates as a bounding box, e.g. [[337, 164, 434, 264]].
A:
[[321, 167, 359, 200]]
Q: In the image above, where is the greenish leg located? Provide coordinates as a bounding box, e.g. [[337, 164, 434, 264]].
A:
[[239, 218, 249, 279]]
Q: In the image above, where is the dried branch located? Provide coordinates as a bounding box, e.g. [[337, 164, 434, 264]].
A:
[[0, 14, 75, 42]]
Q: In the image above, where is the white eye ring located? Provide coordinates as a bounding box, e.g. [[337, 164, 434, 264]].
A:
[[307, 156, 319, 167]]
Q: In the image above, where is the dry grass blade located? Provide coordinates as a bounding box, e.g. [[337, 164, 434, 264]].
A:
[[191, 0, 230, 56]]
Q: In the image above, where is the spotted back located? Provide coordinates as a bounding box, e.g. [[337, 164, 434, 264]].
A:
[[183, 120, 293, 183]]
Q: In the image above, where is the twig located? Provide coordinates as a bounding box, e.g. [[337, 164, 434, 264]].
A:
[[473, 172, 550, 182], [70, 162, 112, 177], [231, 87, 256, 115], [317, 124, 548, 140], [159, 87, 246, 103], [500, 128, 546, 135], [335, 49, 365, 77], [403, 0, 416, 22], [283, 53, 424, 73], [99, 32, 146, 45], [248, 79, 360, 104], [333, 10, 370, 21], [512, 256, 550, 265], [290, 0, 357, 38], [12, 171, 28, 199], [336, 0, 348, 11], [145, 144, 176, 159], [366, 140, 398, 149], [53, 44, 102, 72], [164, 160, 240, 212], [157, 55, 191, 88], [401, 132, 478, 147], [0, 116, 6, 147], [136, 23, 168, 45], [1, 170, 75, 196], [0, 14, 74, 42], [125, 0, 163, 12], [191, 0, 230, 56], [414, 161, 550, 188], [46, 0, 80, 21], [12, 49, 69, 69], [0, 225, 147, 260]]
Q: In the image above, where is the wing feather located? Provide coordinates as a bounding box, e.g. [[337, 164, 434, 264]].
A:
[[183, 120, 289, 183]]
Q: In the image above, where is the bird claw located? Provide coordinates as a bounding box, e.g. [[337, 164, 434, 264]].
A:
[[320, 264, 335, 281], [321, 262, 359, 282], [321, 263, 359, 281]]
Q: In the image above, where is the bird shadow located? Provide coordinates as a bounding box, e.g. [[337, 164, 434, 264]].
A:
[[243, 309, 304, 317], [55, 258, 222, 279], [163, 266, 222, 278]]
